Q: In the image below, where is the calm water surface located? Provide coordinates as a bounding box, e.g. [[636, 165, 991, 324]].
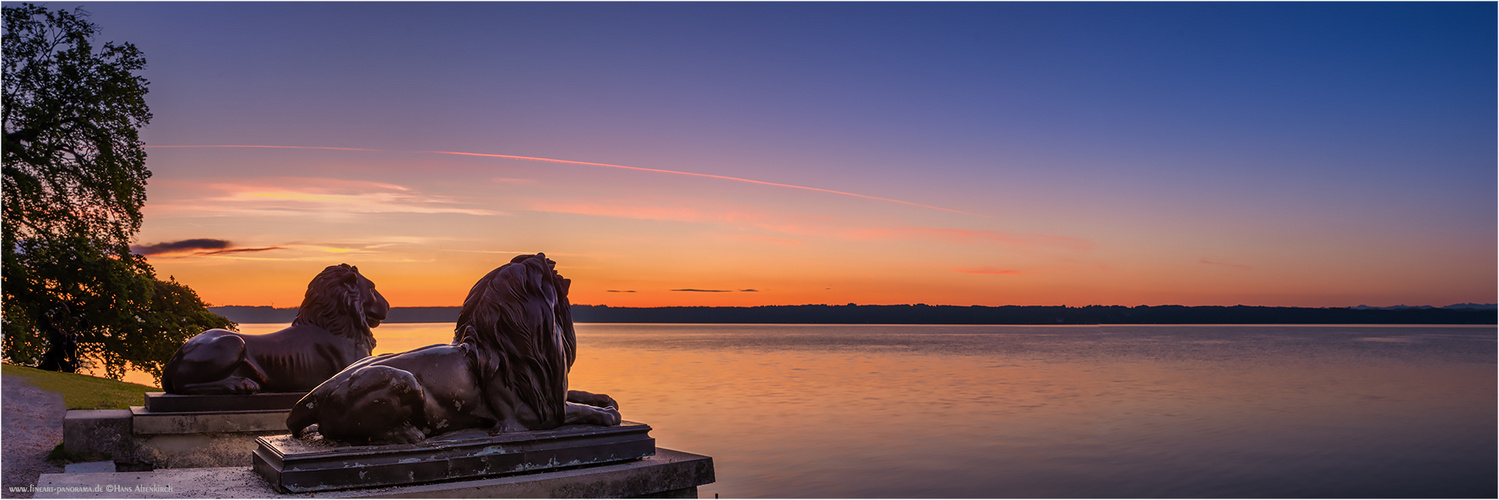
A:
[[234, 323, 1495, 498]]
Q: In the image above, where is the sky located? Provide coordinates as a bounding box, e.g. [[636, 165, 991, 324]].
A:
[[61, 1, 1497, 309]]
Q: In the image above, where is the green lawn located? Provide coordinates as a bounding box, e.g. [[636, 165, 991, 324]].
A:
[[2, 363, 158, 410]]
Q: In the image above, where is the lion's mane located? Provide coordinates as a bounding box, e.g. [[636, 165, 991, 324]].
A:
[[453, 253, 577, 428], [292, 264, 376, 354]]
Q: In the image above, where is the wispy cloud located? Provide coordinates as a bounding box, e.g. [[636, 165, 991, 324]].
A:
[[722, 234, 805, 246], [146, 145, 981, 216], [534, 203, 721, 224], [149, 178, 500, 218], [956, 267, 1022, 275], [1200, 259, 1253, 270], [211, 181, 498, 216], [429, 150, 983, 216], [530, 201, 1094, 254], [848, 227, 1095, 251]]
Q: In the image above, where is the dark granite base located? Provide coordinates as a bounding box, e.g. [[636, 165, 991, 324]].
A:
[[144, 391, 306, 412], [253, 421, 656, 493], [37, 448, 713, 498]]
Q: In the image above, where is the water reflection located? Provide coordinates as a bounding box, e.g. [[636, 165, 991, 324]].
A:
[[228, 324, 1499, 497]]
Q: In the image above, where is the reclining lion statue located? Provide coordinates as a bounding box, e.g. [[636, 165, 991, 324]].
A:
[[287, 253, 619, 444], [162, 264, 389, 395]]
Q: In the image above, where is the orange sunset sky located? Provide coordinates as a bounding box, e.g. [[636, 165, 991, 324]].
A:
[[73, 2, 1492, 309]]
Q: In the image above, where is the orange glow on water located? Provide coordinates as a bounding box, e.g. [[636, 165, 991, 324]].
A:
[[561, 324, 1496, 497], [97, 305, 1497, 495]]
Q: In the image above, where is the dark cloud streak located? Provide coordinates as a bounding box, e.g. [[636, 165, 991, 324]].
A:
[[671, 288, 760, 293], [132, 238, 284, 256], [132, 238, 230, 255], [207, 246, 285, 255]]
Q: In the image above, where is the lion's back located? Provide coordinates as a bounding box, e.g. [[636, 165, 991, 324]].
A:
[[368, 344, 476, 392]]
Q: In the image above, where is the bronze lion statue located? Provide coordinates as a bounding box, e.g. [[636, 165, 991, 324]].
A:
[[162, 264, 389, 395], [287, 253, 619, 444]]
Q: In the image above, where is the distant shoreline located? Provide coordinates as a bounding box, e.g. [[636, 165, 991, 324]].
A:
[[210, 304, 1497, 325]]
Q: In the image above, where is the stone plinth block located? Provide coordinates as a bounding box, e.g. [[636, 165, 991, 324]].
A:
[[68, 407, 296, 468], [63, 410, 133, 461], [130, 405, 292, 468], [143, 392, 306, 413], [130, 406, 289, 435], [253, 422, 656, 493]]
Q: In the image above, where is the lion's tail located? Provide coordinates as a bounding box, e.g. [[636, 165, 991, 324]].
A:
[[286, 393, 319, 438]]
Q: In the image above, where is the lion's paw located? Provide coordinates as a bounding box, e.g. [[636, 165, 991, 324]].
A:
[[382, 425, 425, 444], [230, 377, 261, 394], [601, 407, 622, 426], [568, 390, 618, 410]]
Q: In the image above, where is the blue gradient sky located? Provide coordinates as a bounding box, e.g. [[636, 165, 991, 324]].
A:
[[71, 2, 1496, 308]]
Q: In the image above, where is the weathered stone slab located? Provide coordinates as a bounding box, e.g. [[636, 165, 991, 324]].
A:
[[253, 422, 656, 493], [133, 433, 277, 469], [63, 410, 133, 461], [35, 448, 713, 498], [131, 405, 292, 468], [64, 407, 291, 469], [63, 461, 117, 474], [143, 391, 305, 413], [130, 406, 289, 435]]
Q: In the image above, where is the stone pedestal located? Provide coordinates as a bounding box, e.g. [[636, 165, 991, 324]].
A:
[[35, 448, 714, 498], [64, 410, 134, 462], [254, 422, 657, 493], [63, 393, 305, 469]]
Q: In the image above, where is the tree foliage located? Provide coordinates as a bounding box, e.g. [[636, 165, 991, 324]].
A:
[[3, 3, 150, 246], [2, 4, 233, 383]]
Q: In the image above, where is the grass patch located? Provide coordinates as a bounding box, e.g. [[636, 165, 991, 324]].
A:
[[46, 442, 108, 465], [2, 363, 158, 410]]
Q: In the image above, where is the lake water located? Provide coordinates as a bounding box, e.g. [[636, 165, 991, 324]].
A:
[[239, 323, 1496, 497]]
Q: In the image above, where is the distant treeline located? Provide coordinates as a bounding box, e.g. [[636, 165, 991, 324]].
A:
[[211, 304, 1496, 325]]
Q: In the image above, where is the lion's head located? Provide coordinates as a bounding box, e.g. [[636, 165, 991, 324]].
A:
[[292, 264, 388, 355], [453, 253, 576, 427]]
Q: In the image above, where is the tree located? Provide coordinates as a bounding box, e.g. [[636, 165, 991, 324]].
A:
[[3, 4, 233, 383], [3, 3, 150, 247]]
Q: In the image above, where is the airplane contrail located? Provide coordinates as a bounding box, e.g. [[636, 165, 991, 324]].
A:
[[146, 144, 983, 216]]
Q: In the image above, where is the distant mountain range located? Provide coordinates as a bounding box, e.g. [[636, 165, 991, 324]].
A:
[[210, 303, 1497, 325]]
